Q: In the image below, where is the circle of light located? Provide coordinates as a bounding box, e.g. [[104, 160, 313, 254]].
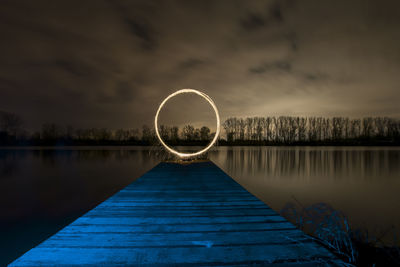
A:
[[155, 89, 220, 158]]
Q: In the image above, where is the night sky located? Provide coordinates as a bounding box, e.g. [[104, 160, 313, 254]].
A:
[[1, 0, 399, 131]]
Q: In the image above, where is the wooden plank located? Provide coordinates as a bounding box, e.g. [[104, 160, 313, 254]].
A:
[[10, 161, 343, 266], [70, 215, 287, 225], [56, 221, 298, 233]]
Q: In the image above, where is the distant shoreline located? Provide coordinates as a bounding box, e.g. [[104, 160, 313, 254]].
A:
[[1, 140, 399, 147]]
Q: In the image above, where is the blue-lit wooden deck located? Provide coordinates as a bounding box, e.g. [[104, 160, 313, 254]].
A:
[[10, 161, 342, 266]]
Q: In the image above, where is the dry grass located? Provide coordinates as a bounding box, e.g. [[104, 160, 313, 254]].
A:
[[281, 197, 400, 266]]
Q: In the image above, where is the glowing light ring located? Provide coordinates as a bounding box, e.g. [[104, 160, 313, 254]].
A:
[[155, 89, 220, 158]]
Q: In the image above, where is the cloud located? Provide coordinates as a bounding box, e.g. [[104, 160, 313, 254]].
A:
[[285, 32, 298, 51], [302, 73, 327, 82], [123, 18, 157, 51], [239, 1, 286, 31], [97, 81, 138, 104], [249, 60, 292, 74], [53, 60, 91, 77], [178, 58, 205, 70], [240, 14, 266, 31], [0, 0, 399, 130], [269, 2, 284, 22]]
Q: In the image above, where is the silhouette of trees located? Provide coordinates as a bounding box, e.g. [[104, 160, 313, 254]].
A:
[[0, 111, 22, 134], [114, 128, 139, 142], [221, 116, 400, 145], [159, 125, 170, 142], [41, 123, 63, 141], [170, 126, 179, 142], [0, 111, 23, 144], [141, 125, 156, 144], [151, 124, 212, 145], [182, 125, 195, 140], [200, 126, 211, 141], [0, 110, 399, 146]]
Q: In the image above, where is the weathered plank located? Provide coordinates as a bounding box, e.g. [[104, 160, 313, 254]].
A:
[[10, 161, 343, 266]]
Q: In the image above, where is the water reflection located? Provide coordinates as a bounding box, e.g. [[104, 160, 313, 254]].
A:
[[29, 147, 155, 164], [0, 150, 27, 177], [0, 147, 160, 266], [1, 146, 399, 265], [211, 147, 400, 179], [210, 146, 400, 245]]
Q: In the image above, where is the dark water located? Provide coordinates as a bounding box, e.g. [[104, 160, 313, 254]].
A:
[[0, 147, 160, 265], [210, 147, 400, 243], [1, 146, 399, 265]]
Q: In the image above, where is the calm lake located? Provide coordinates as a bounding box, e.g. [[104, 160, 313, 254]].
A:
[[1, 146, 400, 265]]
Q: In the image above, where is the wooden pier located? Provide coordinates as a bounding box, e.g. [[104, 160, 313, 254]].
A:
[[10, 161, 342, 266]]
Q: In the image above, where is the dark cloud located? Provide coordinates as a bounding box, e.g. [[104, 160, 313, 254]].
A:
[[114, 81, 137, 102], [249, 60, 292, 74], [240, 1, 286, 31], [270, 2, 284, 22], [285, 32, 299, 51], [302, 73, 327, 82], [178, 58, 205, 70], [249, 60, 329, 86], [97, 81, 141, 104], [240, 14, 266, 31], [123, 18, 157, 51], [54, 60, 91, 77]]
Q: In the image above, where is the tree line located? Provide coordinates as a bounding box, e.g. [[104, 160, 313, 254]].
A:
[[1, 110, 399, 145], [222, 116, 400, 145], [0, 111, 216, 145]]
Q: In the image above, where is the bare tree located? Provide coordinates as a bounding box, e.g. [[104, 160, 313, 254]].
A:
[[182, 125, 195, 140], [142, 125, 155, 143], [41, 123, 63, 140], [297, 117, 307, 142], [159, 125, 170, 141], [332, 117, 345, 140], [264, 117, 272, 141], [200, 126, 210, 141], [362, 117, 374, 138], [375, 117, 387, 137], [128, 129, 140, 141], [170, 126, 179, 142], [223, 118, 235, 142], [350, 119, 361, 139], [0, 111, 23, 137]]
